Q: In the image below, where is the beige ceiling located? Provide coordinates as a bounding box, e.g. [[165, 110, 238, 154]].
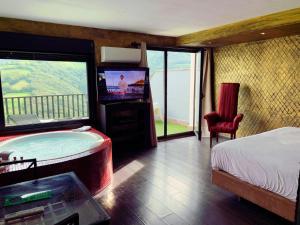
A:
[[0, 0, 299, 36]]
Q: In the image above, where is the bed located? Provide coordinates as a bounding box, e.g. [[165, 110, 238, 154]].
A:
[[211, 127, 300, 222]]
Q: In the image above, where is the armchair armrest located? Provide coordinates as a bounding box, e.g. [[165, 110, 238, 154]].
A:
[[204, 112, 220, 128], [233, 113, 244, 129]]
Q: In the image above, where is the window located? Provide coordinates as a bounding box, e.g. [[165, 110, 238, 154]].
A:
[[0, 56, 89, 127]]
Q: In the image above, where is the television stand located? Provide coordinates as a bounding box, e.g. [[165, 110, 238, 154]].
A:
[[98, 101, 150, 149]]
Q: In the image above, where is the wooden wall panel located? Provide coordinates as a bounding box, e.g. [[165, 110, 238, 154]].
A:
[[0, 17, 176, 64], [177, 8, 300, 47], [214, 35, 300, 137]]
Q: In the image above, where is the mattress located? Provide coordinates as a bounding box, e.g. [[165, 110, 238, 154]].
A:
[[211, 127, 300, 202]]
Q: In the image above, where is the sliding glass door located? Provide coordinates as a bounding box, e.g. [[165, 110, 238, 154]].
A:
[[167, 52, 195, 135], [147, 50, 165, 137], [194, 52, 202, 139], [147, 49, 201, 138]]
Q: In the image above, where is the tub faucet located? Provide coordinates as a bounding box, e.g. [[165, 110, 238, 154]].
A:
[[0, 151, 13, 161]]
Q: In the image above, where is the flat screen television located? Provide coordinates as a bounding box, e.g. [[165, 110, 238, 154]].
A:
[[97, 67, 149, 103]]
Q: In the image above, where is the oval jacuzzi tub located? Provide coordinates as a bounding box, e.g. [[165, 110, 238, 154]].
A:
[[0, 129, 112, 194], [1, 131, 104, 161]]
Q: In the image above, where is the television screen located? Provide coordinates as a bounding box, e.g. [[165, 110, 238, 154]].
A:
[[98, 67, 149, 102]]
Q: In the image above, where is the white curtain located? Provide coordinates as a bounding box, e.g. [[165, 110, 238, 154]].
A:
[[201, 48, 213, 137], [139, 42, 158, 147]]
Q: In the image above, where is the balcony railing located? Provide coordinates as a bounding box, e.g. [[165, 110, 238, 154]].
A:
[[3, 94, 89, 125]]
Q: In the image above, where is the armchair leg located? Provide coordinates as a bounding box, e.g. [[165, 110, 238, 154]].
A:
[[234, 133, 236, 139], [230, 134, 233, 139], [210, 133, 212, 148], [216, 133, 219, 143]]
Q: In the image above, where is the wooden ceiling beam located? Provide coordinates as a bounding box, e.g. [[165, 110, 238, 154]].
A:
[[176, 8, 300, 47]]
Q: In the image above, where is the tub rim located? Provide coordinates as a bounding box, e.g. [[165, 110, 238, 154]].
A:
[[0, 130, 107, 164]]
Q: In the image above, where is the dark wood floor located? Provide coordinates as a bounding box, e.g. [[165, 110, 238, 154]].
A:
[[95, 137, 293, 225]]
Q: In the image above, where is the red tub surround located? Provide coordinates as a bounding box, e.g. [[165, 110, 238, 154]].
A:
[[0, 128, 112, 195]]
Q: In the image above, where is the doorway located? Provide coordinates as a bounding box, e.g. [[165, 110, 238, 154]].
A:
[[147, 49, 202, 139]]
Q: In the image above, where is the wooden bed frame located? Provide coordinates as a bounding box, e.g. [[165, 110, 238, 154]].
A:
[[212, 169, 296, 222]]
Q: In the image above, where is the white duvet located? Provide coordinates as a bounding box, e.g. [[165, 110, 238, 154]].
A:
[[211, 127, 300, 202]]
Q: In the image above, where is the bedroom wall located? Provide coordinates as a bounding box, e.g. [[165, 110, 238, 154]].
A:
[[0, 17, 176, 64], [214, 35, 300, 137]]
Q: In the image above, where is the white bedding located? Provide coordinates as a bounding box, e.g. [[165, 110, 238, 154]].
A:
[[211, 127, 300, 202]]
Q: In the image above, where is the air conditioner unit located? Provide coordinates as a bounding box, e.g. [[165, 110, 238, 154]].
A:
[[101, 46, 141, 63]]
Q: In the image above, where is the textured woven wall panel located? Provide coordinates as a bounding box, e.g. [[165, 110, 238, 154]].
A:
[[214, 35, 300, 137]]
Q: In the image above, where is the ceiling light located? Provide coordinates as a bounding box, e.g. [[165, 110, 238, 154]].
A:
[[260, 32, 266, 35]]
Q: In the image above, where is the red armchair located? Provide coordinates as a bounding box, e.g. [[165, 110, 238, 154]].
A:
[[204, 83, 243, 147]]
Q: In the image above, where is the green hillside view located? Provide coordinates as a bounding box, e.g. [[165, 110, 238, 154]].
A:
[[0, 55, 191, 126], [147, 51, 192, 73], [0, 53, 190, 97], [0, 59, 89, 125], [0, 59, 88, 97]]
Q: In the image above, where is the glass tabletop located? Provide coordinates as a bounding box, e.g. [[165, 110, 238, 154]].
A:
[[0, 172, 110, 225]]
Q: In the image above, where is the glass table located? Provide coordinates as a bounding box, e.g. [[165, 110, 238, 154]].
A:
[[0, 172, 110, 225]]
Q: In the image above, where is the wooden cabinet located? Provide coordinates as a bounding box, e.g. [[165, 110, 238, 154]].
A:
[[98, 101, 150, 148]]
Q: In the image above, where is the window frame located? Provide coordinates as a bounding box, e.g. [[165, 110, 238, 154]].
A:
[[0, 50, 96, 135], [147, 46, 204, 140]]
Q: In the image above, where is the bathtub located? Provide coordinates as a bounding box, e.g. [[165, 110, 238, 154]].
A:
[[0, 128, 112, 194]]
